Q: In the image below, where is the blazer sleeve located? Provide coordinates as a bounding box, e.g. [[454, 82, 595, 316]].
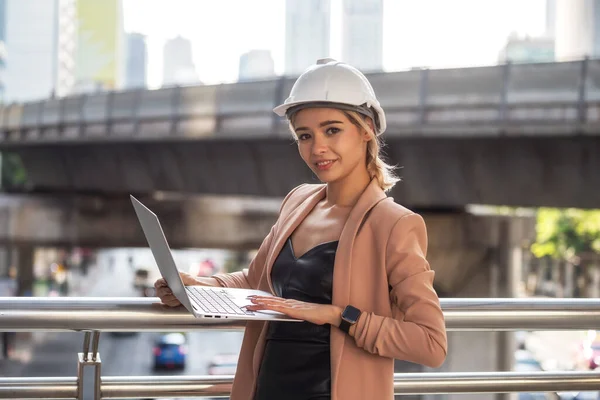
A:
[[352, 213, 448, 368], [210, 184, 308, 289]]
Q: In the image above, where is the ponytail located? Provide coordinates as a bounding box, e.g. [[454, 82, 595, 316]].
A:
[[343, 111, 400, 192]]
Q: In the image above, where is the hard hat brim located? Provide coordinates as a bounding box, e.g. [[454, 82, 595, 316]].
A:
[[273, 100, 363, 118], [272, 103, 293, 117]]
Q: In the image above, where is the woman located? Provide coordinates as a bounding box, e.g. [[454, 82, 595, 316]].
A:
[[155, 58, 447, 400]]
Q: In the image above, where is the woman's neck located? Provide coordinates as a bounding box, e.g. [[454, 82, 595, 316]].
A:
[[325, 168, 371, 208]]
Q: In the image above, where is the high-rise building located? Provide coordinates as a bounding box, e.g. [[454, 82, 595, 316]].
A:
[[162, 35, 200, 87], [0, 0, 6, 102], [3, 0, 59, 103], [342, 0, 383, 72], [74, 0, 125, 93], [0, 0, 5, 43], [555, 0, 600, 60], [56, 0, 77, 97], [238, 50, 275, 82], [546, 0, 556, 38], [125, 33, 147, 89], [285, 0, 331, 76]]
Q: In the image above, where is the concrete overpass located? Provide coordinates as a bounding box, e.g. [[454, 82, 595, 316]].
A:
[[0, 59, 598, 209]]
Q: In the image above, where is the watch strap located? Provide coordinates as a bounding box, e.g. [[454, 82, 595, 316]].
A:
[[339, 317, 352, 334], [339, 305, 361, 334]]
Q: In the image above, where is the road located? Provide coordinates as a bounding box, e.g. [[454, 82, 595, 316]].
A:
[[0, 251, 243, 399]]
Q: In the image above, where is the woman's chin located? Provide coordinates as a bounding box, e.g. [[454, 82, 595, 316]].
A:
[[313, 170, 340, 184]]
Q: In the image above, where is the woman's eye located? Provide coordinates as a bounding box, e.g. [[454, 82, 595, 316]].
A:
[[326, 127, 341, 135], [298, 133, 311, 141]]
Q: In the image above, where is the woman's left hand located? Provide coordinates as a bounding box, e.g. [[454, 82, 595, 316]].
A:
[[246, 296, 342, 326]]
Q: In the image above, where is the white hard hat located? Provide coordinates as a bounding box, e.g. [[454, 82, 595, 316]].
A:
[[273, 58, 387, 134]]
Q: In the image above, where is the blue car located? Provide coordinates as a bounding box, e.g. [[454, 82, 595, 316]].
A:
[[153, 333, 187, 370]]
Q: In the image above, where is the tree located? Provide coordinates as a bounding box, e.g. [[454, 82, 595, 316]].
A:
[[1, 152, 27, 190], [531, 208, 600, 262]]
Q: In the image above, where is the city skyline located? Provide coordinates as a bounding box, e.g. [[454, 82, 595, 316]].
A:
[[0, 0, 552, 103], [123, 0, 547, 88]]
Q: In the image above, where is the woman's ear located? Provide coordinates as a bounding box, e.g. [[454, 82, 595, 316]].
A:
[[366, 117, 375, 132], [363, 117, 375, 141]]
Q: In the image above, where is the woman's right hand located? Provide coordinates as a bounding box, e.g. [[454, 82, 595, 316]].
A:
[[154, 272, 219, 307]]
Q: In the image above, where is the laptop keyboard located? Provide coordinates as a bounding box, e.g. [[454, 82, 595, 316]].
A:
[[187, 287, 254, 316]]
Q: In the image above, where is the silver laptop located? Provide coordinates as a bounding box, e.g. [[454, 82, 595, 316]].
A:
[[130, 195, 300, 322]]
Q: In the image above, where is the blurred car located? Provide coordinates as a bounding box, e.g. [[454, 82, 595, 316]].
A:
[[580, 341, 600, 370], [203, 354, 238, 400], [135, 267, 161, 297], [515, 349, 544, 372], [133, 268, 150, 290], [141, 285, 156, 297], [153, 333, 187, 370], [516, 330, 528, 350], [514, 350, 548, 400], [207, 353, 238, 375], [574, 331, 600, 371]]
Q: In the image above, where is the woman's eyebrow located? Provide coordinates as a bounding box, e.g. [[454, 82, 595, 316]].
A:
[[295, 120, 344, 131]]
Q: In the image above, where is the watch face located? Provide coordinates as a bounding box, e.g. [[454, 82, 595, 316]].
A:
[[342, 306, 361, 323]]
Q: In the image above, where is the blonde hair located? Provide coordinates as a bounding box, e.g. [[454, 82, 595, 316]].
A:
[[289, 110, 400, 192]]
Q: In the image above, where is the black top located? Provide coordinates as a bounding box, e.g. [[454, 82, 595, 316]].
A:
[[254, 237, 338, 400]]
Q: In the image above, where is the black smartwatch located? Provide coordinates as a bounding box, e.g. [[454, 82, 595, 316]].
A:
[[339, 305, 361, 334]]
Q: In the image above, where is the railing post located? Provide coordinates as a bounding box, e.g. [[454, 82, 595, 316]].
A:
[[58, 96, 66, 139], [577, 56, 589, 127], [418, 68, 429, 125], [105, 91, 115, 137], [499, 61, 512, 128], [77, 331, 102, 400], [77, 94, 87, 138], [169, 85, 182, 136], [271, 76, 287, 135], [131, 89, 144, 136]]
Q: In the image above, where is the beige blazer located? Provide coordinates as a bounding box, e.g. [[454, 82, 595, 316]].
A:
[[213, 179, 447, 400]]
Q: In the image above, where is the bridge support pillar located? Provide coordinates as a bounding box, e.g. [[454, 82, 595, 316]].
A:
[[14, 245, 35, 297], [0, 247, 9, 277], [421, 212, 534, 400]]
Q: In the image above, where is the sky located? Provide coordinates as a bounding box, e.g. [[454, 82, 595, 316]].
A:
[[123, 0, 548, 88]]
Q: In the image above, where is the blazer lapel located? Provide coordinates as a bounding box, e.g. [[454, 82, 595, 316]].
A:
[[263, 185, 327, 294], [330, 179, 389, 390]]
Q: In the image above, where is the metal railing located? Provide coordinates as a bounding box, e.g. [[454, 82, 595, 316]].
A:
[[1, 297, 600, 399]]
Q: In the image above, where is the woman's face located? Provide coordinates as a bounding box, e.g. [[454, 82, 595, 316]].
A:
[[292, 107, 370, 184]]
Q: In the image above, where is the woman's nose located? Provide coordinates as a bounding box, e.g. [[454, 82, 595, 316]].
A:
[[311, 135, 328, 154]]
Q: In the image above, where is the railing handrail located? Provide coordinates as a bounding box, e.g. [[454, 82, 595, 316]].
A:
[[1, 371, 599, 399], [2, 297, 599, 398], [1, 297, 600, 332]]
